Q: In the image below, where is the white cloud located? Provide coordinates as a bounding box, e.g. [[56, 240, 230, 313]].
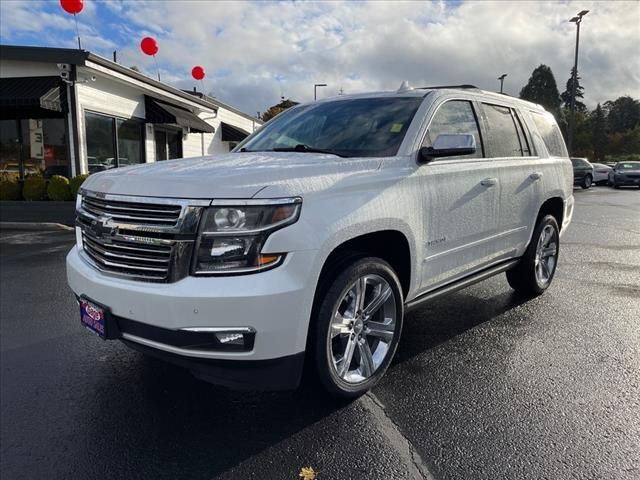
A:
[[1, 0, 639, 115]]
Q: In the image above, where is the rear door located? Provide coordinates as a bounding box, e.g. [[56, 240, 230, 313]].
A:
[[476, 102, 541, 257], [417, 99, 502, 291]]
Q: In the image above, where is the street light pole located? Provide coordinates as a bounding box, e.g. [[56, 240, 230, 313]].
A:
[[568, 9, 588, 156], [314, 83, 327, 101], [498, 73, 507, 94]]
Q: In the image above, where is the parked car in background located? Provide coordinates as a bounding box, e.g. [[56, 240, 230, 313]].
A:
[[591, 163, 613, 186], [67, 85, 574, 398], [571, 157, 594, 189], [608, 161, 640, 189]]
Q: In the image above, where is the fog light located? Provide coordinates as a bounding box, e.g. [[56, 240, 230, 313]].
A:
[[180, 326, 256, 351], [215, 332, 244, 345]]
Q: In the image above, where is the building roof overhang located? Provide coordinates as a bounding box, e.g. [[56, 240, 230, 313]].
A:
[[0, 76, 66, 119], [0, 45, 218, 113]]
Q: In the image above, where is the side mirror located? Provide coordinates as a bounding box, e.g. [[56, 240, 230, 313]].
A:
[[419, 134, 476, 163]]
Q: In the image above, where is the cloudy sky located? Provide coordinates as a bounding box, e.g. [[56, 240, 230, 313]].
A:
[[1, 0, 638, 116]]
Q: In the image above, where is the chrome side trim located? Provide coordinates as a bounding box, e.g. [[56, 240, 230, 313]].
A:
[[121, 333, 254, 359], [210, 197, 302, 206], [423, 227, 527, 262], [82, 189, 212, 207], [180, 327, 256, 333]]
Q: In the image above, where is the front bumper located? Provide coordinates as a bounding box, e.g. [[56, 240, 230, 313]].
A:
[[561, 194, 575, 236], [613, 176, 640, 186], [67, 246, 318, 389]]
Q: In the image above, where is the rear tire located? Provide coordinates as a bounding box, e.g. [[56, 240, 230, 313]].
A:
[[311, 257, 404, 399], [506, 215, 560, 296]]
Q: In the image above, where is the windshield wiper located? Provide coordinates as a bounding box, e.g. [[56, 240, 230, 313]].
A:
[[272, 144, 348, 158]]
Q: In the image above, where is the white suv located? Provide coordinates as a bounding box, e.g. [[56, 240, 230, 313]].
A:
[[67, 84, 574, 398]]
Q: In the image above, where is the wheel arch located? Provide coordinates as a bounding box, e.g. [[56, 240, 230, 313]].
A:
[[313, 229, 414, 303], [537, 196, 564, 231]]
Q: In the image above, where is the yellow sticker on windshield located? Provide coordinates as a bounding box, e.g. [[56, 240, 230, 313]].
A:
[[390, 123, 403, 133]]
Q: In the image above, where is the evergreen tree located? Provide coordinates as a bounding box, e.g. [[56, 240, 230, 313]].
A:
[[519, 65, 561, 115], [560, 70, 586, 112], [603, 96, 640, 133], [591, 104, 607, 162], [261, 98, 299, 122]]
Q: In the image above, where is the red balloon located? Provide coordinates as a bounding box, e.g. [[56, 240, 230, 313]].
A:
[[191, 66, 205, 81], [140, 37, 159, 56], [60, 0, 84, 15]]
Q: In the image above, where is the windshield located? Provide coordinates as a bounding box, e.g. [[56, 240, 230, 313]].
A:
[[239, 97, 424, 158], [616, 162, 640, 170]]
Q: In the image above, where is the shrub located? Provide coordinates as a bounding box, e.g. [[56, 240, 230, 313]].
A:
[[0, 179, 21, 200], [69, 174, 89, 198], [47, 175, 72, 201], [22, 175, 47, 201]]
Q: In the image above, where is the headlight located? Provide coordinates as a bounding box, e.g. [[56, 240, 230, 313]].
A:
[[193, 198, 302, 275]]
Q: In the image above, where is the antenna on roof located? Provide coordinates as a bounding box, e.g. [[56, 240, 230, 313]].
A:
[[397, 81, 413, 93]]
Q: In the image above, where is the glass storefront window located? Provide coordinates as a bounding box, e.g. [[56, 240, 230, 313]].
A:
[[42, 118, 69, 178], [85, 111, 144, 172], [86, 112, 116, 173], [1, 118, 68, 179], [154, 128, 182, 161], [0, 120, 20, 179], [117, 118, 143, 166]]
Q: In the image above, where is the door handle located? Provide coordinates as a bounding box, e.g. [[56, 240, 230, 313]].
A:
[[480, 178, 498, 187], [529, 172, 543, 181]]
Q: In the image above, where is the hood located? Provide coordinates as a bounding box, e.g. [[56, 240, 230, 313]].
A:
[[82, 152, 383, 199]]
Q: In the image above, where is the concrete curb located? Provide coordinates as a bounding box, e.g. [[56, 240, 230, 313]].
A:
[[0, 222, 74, 231]]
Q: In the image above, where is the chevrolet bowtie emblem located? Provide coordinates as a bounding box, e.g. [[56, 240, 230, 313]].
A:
[[91, 217, 116, 238]]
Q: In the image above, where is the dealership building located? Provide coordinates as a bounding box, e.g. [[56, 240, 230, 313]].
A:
[[0, 45, 261, 179]]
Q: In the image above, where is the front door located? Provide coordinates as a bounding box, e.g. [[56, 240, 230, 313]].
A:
[[418, 99, 501, 292]]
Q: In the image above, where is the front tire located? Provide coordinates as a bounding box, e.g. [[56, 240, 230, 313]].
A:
[[506, 215, 560, 296], [581, 174, 592, 189], [311, 257, 404, 399]]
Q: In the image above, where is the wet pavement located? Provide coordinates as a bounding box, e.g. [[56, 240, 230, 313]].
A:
[[1, 187, 639, 480]]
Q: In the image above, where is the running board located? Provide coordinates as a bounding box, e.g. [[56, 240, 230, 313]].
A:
[[405, 259, 520, 312]]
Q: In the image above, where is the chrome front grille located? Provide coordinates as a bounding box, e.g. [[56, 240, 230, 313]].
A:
[[82, 231, 172, 280], [77, 191, 209, 282], [81, 195, 182, 226]]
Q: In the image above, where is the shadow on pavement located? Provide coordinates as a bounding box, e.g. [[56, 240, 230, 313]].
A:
[[393, 288, 534, 365]]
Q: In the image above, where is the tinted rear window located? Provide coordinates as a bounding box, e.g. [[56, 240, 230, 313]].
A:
[[481, 103, 524, 158], [531, 112, 568, 157]]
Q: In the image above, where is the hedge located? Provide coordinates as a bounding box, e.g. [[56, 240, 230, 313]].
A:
[[69, 174, 89, 197], [47, 175, 72, 201], [22, 176, 47, 201], [0, 180, 21, 200]]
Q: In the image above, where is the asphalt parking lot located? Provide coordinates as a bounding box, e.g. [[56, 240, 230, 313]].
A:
[[1, 187, 639, 480]]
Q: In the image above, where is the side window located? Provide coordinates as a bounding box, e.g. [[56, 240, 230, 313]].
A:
[[423, 100, 482, 159], [481, 103, 523, 157], [513, 111, 532, 156], [531, 111, 568, 158]]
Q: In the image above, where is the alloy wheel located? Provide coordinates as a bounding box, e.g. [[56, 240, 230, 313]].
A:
[[328, 274, 397, 384], [534, 224, 558, 286]]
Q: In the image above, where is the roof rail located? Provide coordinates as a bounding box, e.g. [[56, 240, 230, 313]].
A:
[[416, 84, 479, 90]]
